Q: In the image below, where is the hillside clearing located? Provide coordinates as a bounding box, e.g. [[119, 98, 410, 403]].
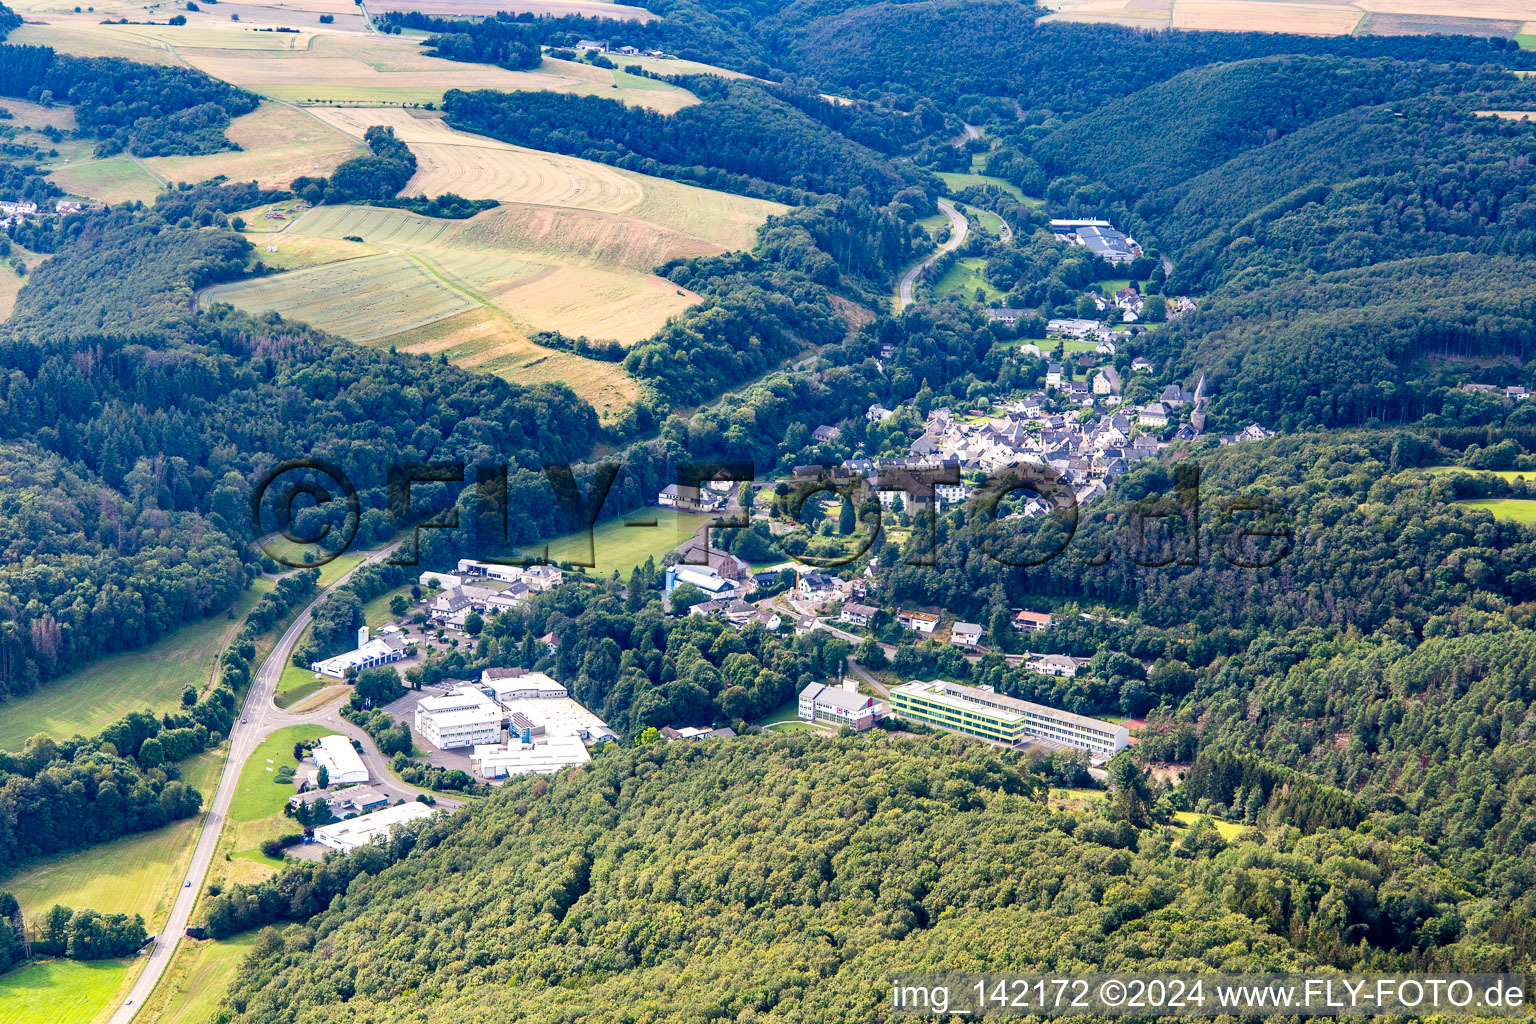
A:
[[47, 156, 163, 205], [143, 102, 365, 188], [1458, 498, 1536, 525], [0, 583, 265, 749]]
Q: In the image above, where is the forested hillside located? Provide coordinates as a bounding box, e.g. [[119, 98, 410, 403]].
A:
[[221, 736, 1528, 1022], [0, 42, 257, 156]]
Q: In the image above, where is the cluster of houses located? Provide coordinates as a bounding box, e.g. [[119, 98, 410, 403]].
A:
[[893, 401, 1171, 505], [418, 559, 563, 627], [575, 39, 666, 57], [0, 198, 80, 229], [1459, 382, 1532, 402]]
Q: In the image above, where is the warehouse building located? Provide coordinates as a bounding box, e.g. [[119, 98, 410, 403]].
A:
[[313, 802, 440, 852], [470, 734, 592, 779], [312, 735, 370, 786], [310, 626, 409, 679], [890, 680, 1128, 757]]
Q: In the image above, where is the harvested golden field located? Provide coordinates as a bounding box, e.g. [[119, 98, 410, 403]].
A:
[[1475, 109, 1536, 119], [226, 203, 706, 344], [307, 107, 781, 251], [143, 102, 364, 188], [172, 31, 696, 110], [206, 252, 481, 341], [389, 307, 642, 414], [1355, 0, 1536, 17], [6, 21, 183, 63], [203, 203, 713, 418], [1171, 0, 1363, 33]]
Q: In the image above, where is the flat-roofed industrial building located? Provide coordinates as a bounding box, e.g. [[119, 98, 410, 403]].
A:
[[890, 680, 1128, 757]]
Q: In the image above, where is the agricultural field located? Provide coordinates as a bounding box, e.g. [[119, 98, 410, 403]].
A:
[[207, 193, 754, 417], [47, 155, 164, 205], [0, 958, 133, 1024], [0, 584, 264, 749], [933, 256, 1006, 303], [309, 108, 780, 250], [1457, 498, 1536, 525], [0, 748, 221, 925], [143, 102, 364, 188], [0, 262, 23, 324], [1039, 0, 1530, 34], [135, 931, 268, 1024]]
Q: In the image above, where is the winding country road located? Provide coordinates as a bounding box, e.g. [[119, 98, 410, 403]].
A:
[[111, 543, 442, 1024], [897, 199, 968, 311]]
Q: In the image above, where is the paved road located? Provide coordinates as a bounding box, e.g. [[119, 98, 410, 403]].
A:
[[111, 544, 442, 1024], [897, 199, 968, 311]]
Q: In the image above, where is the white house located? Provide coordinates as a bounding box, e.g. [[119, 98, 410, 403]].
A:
[[839, 602, 877, 627], [1028, 653, 1080, 677], [949, 622, 982, 647]]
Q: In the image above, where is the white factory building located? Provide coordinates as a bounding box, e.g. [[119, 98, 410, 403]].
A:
[[310, 626, 409, 679], [471, 734, 592, 779], [313, 801, 440, 852], [481, 669, 569, 703], [464, 678, 616, 780], [313, 735, 369, 786], [413, 687, 505, 750]]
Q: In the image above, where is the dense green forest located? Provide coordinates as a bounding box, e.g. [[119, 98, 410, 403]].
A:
[[218, 737, 1528, 1023], [377, 11, 543, 70]]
